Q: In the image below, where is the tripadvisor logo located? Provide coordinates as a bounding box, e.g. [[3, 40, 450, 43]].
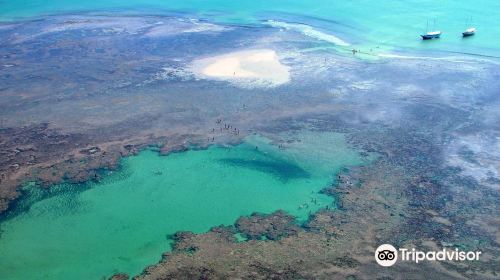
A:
[[375, 244, 482, 267], [375, 244, 398, 267]]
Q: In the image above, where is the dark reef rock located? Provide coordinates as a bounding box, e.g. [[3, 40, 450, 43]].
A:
[[148, 266, 220, 280], [109, 273, 129, 280], [235, 210, 301, 241]]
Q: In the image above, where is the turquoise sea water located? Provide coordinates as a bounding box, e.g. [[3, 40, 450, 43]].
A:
[[0, 133, 365, 279], [1, 0, 499, 56]]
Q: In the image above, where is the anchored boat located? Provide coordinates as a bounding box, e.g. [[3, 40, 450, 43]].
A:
[[421, 20, 441, 40], [421, 31, 442, 40], [462, 27, 476, 37], [462, 17, 476, 37]]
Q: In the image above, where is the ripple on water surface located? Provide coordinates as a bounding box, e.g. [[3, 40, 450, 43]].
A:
[[0, 132, 366, 279]]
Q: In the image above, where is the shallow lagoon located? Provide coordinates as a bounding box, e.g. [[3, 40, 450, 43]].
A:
[[0, 133, 364, 279]]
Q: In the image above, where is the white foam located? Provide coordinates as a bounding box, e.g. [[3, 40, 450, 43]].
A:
[[144, 20, 228, 37], [266, 20, 350, 47]]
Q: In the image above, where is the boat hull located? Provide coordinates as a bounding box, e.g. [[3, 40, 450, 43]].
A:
[[421, 34, 441, 40], [462, 32, 475, 37]]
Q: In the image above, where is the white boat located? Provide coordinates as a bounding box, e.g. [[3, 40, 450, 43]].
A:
[[462, 27, 476, 37], [462, 17, 476, 37], [421, 20, 441, 40], [421, 31, 442, 40]]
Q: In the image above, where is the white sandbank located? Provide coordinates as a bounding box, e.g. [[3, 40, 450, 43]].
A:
[[191, 49, 290, 88]]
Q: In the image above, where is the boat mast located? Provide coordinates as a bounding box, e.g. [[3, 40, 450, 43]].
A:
[[465, 16, 472, 28]]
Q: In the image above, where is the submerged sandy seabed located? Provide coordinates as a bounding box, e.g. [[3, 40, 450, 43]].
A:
[[191, 49, 290, 88]]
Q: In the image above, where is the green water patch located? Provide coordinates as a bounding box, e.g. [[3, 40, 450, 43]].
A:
[[234, 233, 248, 242], [0, 132, 365, 280]]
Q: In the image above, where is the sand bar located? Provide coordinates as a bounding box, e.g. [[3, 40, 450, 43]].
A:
[[191, 49, 290, 87]]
